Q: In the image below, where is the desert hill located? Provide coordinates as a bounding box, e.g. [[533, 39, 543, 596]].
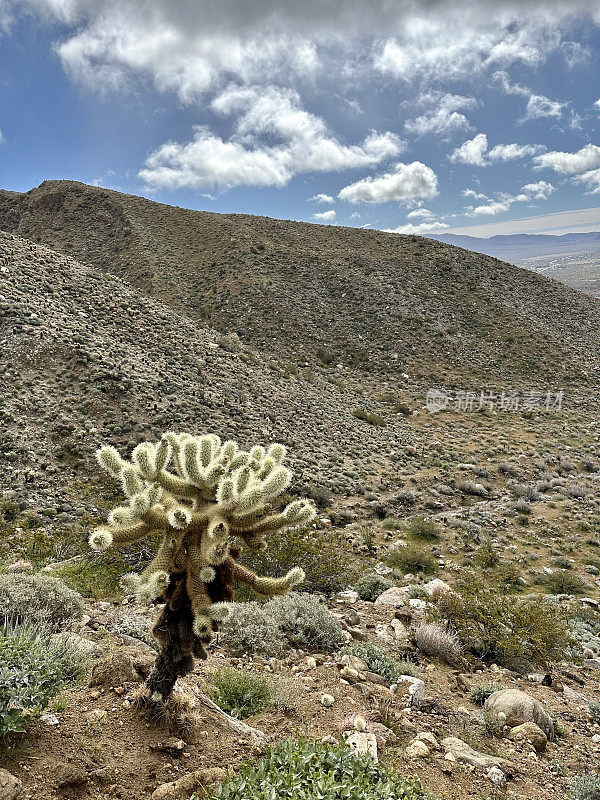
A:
[[2, 180, 600, 387]]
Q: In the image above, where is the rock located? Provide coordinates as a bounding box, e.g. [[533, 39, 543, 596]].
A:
[[393, 676, 425, 708], [405, 739, 430, 758], [415, 731, 440, 750], [0, 769, 23, 800], [421, 579, 452, 598], [375, 623, 394, 644], [345, 732, 378, 761], [51, 632, 103, 660], [151, 768, 226, 800], [88, 646, 154, 687], [374, 562, 392, 576], [39, 713, 60, 726], [390, 618, 408, 641], [369, 722, 398, 749], [374, 587, 410, 607], [583, 658, 600, 670], [54, 763, 88, 788], [149, 738, 187, 755], [487, 766, 507, 787], [344, 609, 360, 627], [508, 722, 548, 753], [484, 688, 554, 739], [441, 737, 514, 773]]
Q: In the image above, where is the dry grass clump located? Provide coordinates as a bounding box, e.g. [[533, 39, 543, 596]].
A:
[[0, 573, 83, 630], [414, 621, 463, 665]]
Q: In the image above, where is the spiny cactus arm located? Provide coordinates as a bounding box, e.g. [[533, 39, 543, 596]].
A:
[[153, 469, 202, 500], [253, 567, 306, 597], [89, 522, 156, 552], [186, 568, 212, 639], [140, 532, 184, 581], [231, 562, 258, 587], [229, 499, 316, 537]]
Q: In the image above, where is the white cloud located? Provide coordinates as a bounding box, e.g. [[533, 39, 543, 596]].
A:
[[465, 180, 555, 216], [313, 209, 336, 221], [449, 133, 488, 166], [404, 92, 476, 137], [0, 128, 4, 143], [521, 180, 554, 200], [338, 161, 438, 204], [493, 70, 566, 120], [462, 188, 488, 200], [140, 85, 405, 189], [533, 143, 600, 174], [573, 169, 600, 194], [450, 133, 545, 166], [407, 207, 435, 218], [307, 192, 334, 204], [386, 221, 450, 234]]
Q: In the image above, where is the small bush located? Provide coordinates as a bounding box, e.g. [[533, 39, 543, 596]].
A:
[[208, 668, 271, 719], [0, 620, 87, 738], [568, 775, 600, 800], [0, 573, 83, 631], [54, 554, 124, 600], [340, 642, 404, 684], [541, 571, 587, 596], [589, 701, 600, 725], [407, 518, 441, 541], [469, 683, 501, 706], [240, 527, 353, 596], [387, 545, 437, 575], [205, 738, 433, 800], [271, 593, 345, 652], [221, 593, 344, 656], [267, 673, 303, 712], [436, 574, 572, 671], [355, 575, 392, 602], [474, 539, 499, 568], [414, 622, 463, 665], [352, 409, 386, 427]]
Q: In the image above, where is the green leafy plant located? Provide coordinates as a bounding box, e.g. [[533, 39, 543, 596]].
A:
[[469, 683, 501, 706], [407, 518, 441, 541], [541, 571, 587, 596], [340, 642, 407, 684], [204, 739, 433, 800], [0, 573, 83, 631], [386, 545, 437, 575], [208, 668, 271, 719], [568, 774, 600, 800], [355, 575, 393, 602]]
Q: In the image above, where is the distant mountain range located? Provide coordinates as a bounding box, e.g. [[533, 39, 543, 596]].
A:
[[431, 231, 600, 261]]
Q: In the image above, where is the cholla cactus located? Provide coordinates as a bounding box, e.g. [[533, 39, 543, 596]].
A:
[[91, 432, 315, 700]]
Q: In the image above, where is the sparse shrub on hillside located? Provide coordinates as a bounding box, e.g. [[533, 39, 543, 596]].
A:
[[513, 498, 531, 514], [469, 683, 501, 706], [273, 592, 345, 652], [394, 490, 417, 507], [208, 668, 271, 719], [541, 571, 587, 596], [305, 485, 333, 510], [0, 573, 83, 631], [457, 480, 488, 497], [387, 544, 437, 575], [567, 775, 600, 800], [407, 517, 441, 541], [205, 738, 433, 800], [355, 574, 393, 602], [589, 701, 600, 725], [436, 574, 572, 671], [240, 526, 352, 596], [0, 620, 88, 739], [340, 642, 406, 684], [351, 409, 386, 427], [498, 462, 519, 477], [414, 622, 463, 665], [221, 593, 344, 655], [474, 538, 499, 568]]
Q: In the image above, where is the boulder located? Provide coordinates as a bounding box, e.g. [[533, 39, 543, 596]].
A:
[[484, 688, 554, 740], [374, 587, 410, 607], [405, 739, 430, 759], [0, 769, 23, 800], [345, 732, 378, 761], [151, 768, 226, 800], [508, 722, 548, 753], [393, 676, 425, 708], [89, 646, 154, 688], [441, 737, 514, 774]]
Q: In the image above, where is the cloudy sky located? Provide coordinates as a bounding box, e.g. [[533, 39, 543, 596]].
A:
[[1, 1, 600, 236]]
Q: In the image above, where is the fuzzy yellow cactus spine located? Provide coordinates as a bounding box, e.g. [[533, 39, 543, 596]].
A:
[[91, 431, 317, 701]]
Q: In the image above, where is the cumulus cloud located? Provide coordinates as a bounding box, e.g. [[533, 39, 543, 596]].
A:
[[386, 220, 450, 234], [308, 192, 334, 203], [313, 209, 336, 221], [450, 133, 545, 165], [407, 207, 435, 218], [338, 161, 438, 204], [521, 180, 555, 199], [140, 85, 405, 189], [493, 70, 566, 120], [449, 133, 489, 166], [462, 188, 488, 200], [465, 180, 555, 216], [404, 92, 476, 137], [533, 143, 600, 174]]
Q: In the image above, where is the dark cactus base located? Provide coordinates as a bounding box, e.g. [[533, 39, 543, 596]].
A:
[[145, 571, 209, 701]]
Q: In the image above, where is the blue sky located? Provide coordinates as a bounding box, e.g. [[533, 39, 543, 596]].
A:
[[1, 1, 600, 236]]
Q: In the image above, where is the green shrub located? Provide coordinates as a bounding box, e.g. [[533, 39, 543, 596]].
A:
[[436, 574, 572, 671], [474, 539, 499, 568], [355, 575, 392, 602], [351, 409, 386, 427], [221, 593, 344, 656], [407, 518, 441, 541], [469, 683, 501, 706], [205, 738, 433, 800], [0, 573, 83, 631], [240, 527, 353, 596], [208, 668, 271, 719], [568, 775, 600, 800], [541, 571, 587, 596], [0, 620, 87, 738], [386, 545, 437, 575], [54, 554, 124, 601], [340, 642, 405, 684], [589, 701, 600, 725]]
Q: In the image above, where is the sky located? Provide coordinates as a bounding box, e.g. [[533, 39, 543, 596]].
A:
[[1, 1, 600, 236]]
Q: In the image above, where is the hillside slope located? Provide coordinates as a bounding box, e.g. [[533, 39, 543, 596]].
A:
[[2, 181, 600, 386]]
